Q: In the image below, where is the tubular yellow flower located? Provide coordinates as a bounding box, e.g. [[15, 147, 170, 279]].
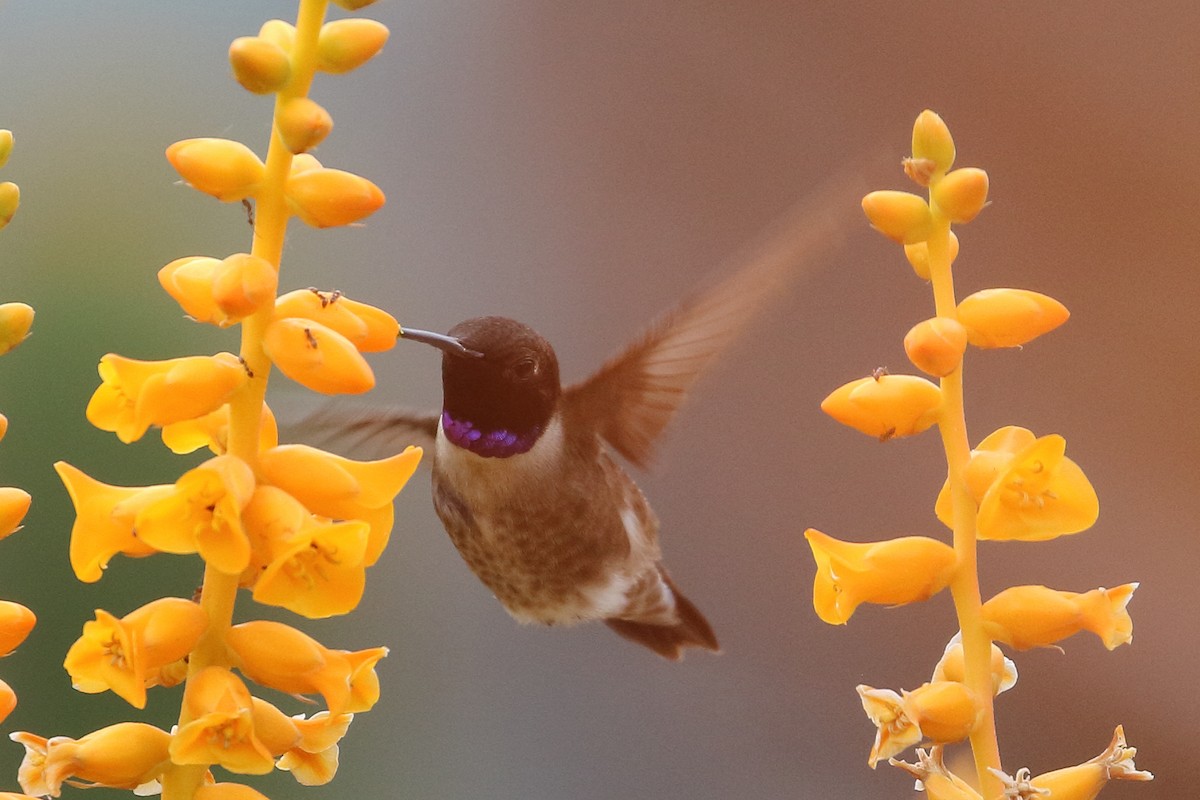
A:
[[862, 189, 933, 244], [976, 433, 1098, 541], [161, 402, 278, 456], [263, 317, 376, 394], [860, 682, 979, 768], [0, 486, 31, 540], [166, 138, 266, 202], [64, 597, 208, 709], [890, 747, 982, 800], [229, 36, 292, 95], [316, 19, 390, 74], [821, 373, 942, 440], [804, 530, 957, 625], [12, 723, 172, 797], [227, 620, 388, 716], [274, 288, 400, 352], [279, 744, 340, 786], [54, 462, 170, 582], [159, 254, 278, 327], [931, 634, 1017, 697], [956, 288, 1070, 349], [86, 351, 249, 443], [858, 687, 921, 767], [905, 317, 968, 377], [254, 518, 370, 618], [277, 96, 334, 153], [0, 182, 18, 230], [285, 166, 386, 228], [0, 302, 34, 354], [0, 600, 35, 657], [250, 699, 349, 785], [981, 583, 1137, 651], [903, 231, 958, 281], [931, 167, 988, 223], [258, 443, 422, 565], [910, 110, 955, 178], [1027, 725, 1152, 799], [135, 454, 257, 574], [171, 667, 274, 775]]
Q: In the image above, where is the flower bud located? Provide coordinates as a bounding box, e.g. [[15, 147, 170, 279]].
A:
[[277, 96, 333, 154], [166, 138, 265, 202], [258, 19, 296, 52], [956, 287, 1069, 348], [275, 289, 399, 352], [804, 530, 957, 624], [0, 601, 35, 657], [0, 487, 31, 540], [229, 36, 292, 94], [0, 130, 12, 169], [931, 634, 1017, 696], [159, 256, 222, 323], [212, 253, 278, 320], [931, 167, 988, 223], [317, 19, 389, 74], [821, 373, 942, 440], [904, 317, 967, 377], [862, 190, 932, 244], [0, 182, 19, 229], [263, 318, 375, 394], [910, 110, 956, 178], [903, 231, 959, 280], [0, 413, 7, 442], [286, 167, 385, 228], [0, 302, 33, 355], [982, 583, 1137, 650]]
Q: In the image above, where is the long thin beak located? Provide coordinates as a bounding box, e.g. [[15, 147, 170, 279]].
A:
[[399, 327, 484, 358]]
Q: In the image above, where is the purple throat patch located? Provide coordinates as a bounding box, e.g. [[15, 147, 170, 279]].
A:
[[442, 410, 541, 458]]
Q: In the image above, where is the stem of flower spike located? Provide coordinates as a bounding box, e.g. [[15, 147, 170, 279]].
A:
[[925, 212, 1004, 800], [161, 2, 330, 797]]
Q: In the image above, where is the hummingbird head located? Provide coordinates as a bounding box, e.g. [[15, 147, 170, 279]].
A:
[[401, 316, 560, 458]]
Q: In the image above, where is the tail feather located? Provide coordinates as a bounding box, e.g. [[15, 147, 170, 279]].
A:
[[605, 570, 719, 661]]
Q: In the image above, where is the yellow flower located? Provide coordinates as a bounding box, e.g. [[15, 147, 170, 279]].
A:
[[0, 486, 31, 540], [54, 462, 172, 583], [262, 317, 376, 395], [171, 667, 274, 775], [274, 288, 400, 352], [277, 97, 333, 153], [166, 137, 265, 202], [196, 784, 272, 800], [931, 167, 989, 223], [135, 455, 256, 574], [956, 288, 1069, 348], [935, 426, 1098, 541], [931, 634, 1017, 696], [0, 600, 35, 657], [1027, 725, 1152, 799], [316, 19, 390, 74], [981, 583, 1137, 651], [910, 110, 956, 179], [0, 182, 18, 230], [228, 35, 291, 94], [250, 698, 350, 786], [158, 253, 277, 327], [86, 352, 248, 443], [64, 597, 208, 709], [804, 530, 957, 624], [0, 678, 16, 726], [859, 681, 979, 767], [0, 129, 11, 168], [821, 374, 942, 440], [890, 747, 982, 800], [11, 723, 171, 797], [0, 302, 34, 355], [161, 401, 279, 456], [285, 164, 385, 228], [253, 517, 370, 618], [862, 190, 933, 244], [227, 620, 387, 716], [258, 443, 422, 565], [904, 317, 968, 377]]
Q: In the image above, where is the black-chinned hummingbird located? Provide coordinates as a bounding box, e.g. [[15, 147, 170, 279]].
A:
[[305, 190, 851, 660]]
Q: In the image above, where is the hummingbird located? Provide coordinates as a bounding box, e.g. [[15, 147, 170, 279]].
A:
[[303, 192, 851, 660]]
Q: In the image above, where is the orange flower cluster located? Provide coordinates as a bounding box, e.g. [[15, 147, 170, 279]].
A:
[[805, 111, 1149, 798], [13, 3, 416, 799]]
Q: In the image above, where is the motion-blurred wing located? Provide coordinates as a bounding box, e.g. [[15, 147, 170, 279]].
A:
[[293, 403, 439, 459]]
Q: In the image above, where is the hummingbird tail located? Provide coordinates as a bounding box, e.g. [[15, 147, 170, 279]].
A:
[[604, 571, 720, 661]]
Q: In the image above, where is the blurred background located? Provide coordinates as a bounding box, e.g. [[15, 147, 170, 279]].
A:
[[0, 1, 1195, 798]]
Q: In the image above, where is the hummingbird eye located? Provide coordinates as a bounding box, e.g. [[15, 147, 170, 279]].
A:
[[509, 356, 539, 381]]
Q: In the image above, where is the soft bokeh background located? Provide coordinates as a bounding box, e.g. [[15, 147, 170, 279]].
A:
[[0, 2, 1195, 798]]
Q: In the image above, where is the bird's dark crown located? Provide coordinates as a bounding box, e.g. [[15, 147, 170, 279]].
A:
[[437, 316, 561, 457]]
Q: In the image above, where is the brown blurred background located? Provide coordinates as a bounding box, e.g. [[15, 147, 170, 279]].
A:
[[0, 2, 1194, 798]]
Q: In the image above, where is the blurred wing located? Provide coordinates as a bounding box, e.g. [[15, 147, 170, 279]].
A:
[[565, 181, 858, 469], [291, 402, 439, 459]]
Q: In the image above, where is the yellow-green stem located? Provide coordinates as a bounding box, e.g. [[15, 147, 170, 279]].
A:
[[163, 2, 329, 797], [925, 211, 1003, 799]]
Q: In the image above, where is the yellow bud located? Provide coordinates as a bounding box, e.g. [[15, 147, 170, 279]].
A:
[[258, 19, 296, 52], [229, 36, 292, 94], [263, 318, 375, 395], [290, 152, 323, 176], [0, 303, 33, 354], [931, 167, 988, 223], [158, 256, 222, 322], [0, 130, 12, 169], [982, 583, 1137, 650], [0, 487, 31, 540], [956, 287, 1069, 348], [821, 373, 942, 440], [277, 97, 333, 154], [804, 530, 957, 625], [275, 289, 399, 352], [213, 253, 278, 319], [903, 681, 979, 745], [903, 231, 959, 280], [0, 182, 19, 230], [317, 19, 390, 74], [0, 600, 36, 657], [862, 190, 932, 244], [166, 138, 265, 202], [286, 167, 385, 228], [932, 636, 1017, 696], [0, 413, 7, 441], [904, 317, 967, 377], [911, 110, 955, 178]]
